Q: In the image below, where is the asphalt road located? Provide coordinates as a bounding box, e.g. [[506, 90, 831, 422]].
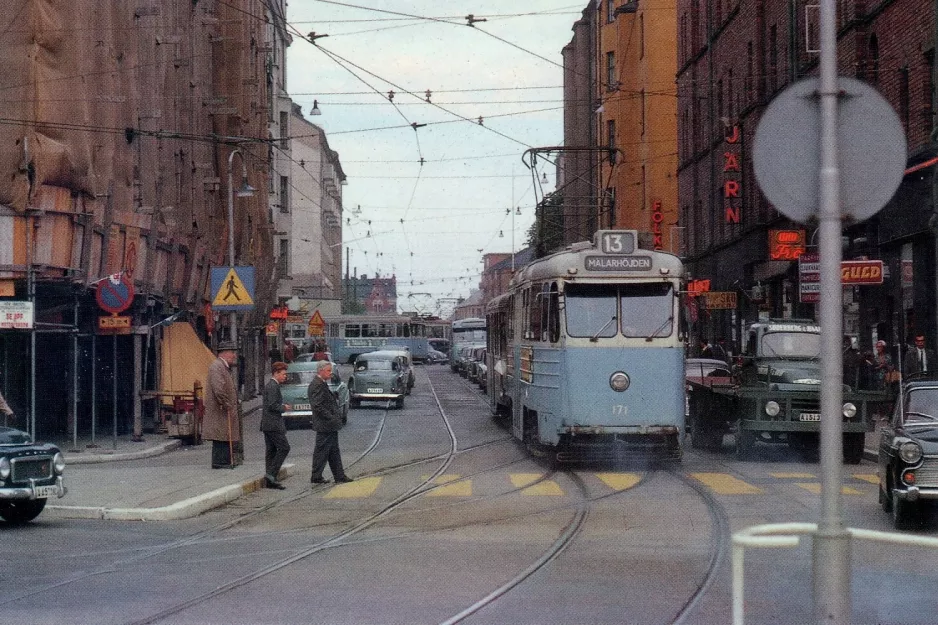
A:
[[2, 364, 937, 625]]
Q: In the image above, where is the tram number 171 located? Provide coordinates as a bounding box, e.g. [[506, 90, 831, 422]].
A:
[[611, 404, 628, 416]]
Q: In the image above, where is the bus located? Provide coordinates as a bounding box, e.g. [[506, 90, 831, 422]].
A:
[[323, 315, 431, 363], [485, 230, 686, 463], [450, 317, 487, 371]]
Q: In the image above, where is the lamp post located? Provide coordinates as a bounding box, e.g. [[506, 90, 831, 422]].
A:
[[226, 148, 256, 395]]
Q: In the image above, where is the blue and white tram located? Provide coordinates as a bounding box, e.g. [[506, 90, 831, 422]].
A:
[[449, 317, 487, 371], [323, 315, 431, 363], [485, 230, 686, 462]]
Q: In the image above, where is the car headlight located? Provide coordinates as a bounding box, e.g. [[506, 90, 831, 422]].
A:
[[842, 403, 857, 419], [899, 441, 923, 464], [0, 457, 9, 480], [765, 401, 781, 417], [53, 452, 65, 475], [609, 371, 630, 392]]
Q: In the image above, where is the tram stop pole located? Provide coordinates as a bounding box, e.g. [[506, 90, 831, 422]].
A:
[[814, 2, 850, 622]]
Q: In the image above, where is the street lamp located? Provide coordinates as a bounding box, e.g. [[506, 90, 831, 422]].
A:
[[226, 147, 255, 379]]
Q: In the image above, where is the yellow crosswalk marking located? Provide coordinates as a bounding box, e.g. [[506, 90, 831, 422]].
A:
[[510, 473, 564, 496], [795, 483, 864, 495], [770, 472, 816, 479], [852, 473, 879, 484], [323, 476, 381, 499], [691, 473, 763, 494], [595, 472, 642, 491], [425, 474, 472, 497]]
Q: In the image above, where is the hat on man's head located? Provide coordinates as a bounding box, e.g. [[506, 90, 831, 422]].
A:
[[217, 341, 239, 353]]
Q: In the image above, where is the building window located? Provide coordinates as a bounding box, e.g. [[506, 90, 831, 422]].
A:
[[899, 66, 910, 132], [746, 41, 754, 101], [768, 25, 778, 93], [279, 111, 288, 148], [604, 187, 616, 228], [279, 175, 289, 213], [278, 238, 289, 277], [606, 51, 616, 90], [607, 119, 616, 152], [607, 0, 615, 23]]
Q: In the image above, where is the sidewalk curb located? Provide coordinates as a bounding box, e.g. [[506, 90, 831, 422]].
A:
[[64, 439, 183, 464], [47, 464, 295, 521]]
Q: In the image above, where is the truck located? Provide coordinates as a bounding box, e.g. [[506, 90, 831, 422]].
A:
[[686, 319, 884, 463]]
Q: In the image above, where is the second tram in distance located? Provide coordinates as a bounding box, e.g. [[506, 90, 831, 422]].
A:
[[323, 315, 431, 363], [486, 230, 686, 462]]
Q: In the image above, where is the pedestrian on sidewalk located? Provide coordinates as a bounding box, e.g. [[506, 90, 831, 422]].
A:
[[0, 387, 14, 427], [204, 342, 242, 468], [260, 361, 291, 489], [308, 360, 353, 485]]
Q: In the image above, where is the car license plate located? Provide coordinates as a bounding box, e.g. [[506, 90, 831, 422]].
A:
[[799, 413, 821, 422], [367, 388, 383, 393], [33, 484, 59, 498], [292, 403, 310, 410]]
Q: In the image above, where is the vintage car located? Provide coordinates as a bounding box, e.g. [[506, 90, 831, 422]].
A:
[[281, 361, 350, 429], [0, 426, 66, 523], [878, 378, 938, 529], [455, 343, 484, 378], [475, 349, 488, 392], [348, 351, 407, 409], [369, 348, 414, 394], [426, 347, 448, 364], [466, 346, 486, 384]]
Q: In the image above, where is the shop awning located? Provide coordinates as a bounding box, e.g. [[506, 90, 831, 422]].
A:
[[159, 322, 215, 403]]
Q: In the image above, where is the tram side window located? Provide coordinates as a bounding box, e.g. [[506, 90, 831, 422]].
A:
[[528, 284, 544, 341], [548, 284, 560, 343], [377, 323, 392, 337], [508, 295, 515, 342], [346, 324, 361, 338], [362, 324, 376, 337]]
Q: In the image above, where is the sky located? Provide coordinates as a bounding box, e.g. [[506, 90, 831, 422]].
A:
[[285, 1, 588, 317]]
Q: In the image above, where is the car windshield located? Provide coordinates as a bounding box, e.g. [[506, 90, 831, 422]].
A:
[[761, 331, 821, 358], [904, 388, 938, 423], [0, 427, 33, 445], [284, 370, 317, 385], [357, 360, 394, 371]]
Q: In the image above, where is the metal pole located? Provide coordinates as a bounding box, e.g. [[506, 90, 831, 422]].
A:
[[813, 1, 850, 623], [227, 148, 243, 464], [27, 214, 35, 439], [72, 293, 79, 450], [91, 333, 96, 446], [112, 333, 117, 450]]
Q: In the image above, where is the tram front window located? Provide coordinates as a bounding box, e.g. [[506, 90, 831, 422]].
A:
[[620, 283, 674, 338], [565, 285, 617, 338]]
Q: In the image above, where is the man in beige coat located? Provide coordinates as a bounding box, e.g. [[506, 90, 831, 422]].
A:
[[204, 342, 241, 468]]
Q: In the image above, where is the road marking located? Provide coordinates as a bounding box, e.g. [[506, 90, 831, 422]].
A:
[[595, 472, 642, 491], [770, 472, 816, 479], [323, 477, 382, 499], [795, 483, 864, 495], [690, 473, 763, 495], [424, 474, 472, 497], [510, 473, 564, 496], [852, 473, 879, 484]]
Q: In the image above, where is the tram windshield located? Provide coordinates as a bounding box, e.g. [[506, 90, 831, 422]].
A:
[[565, 283, 674, 339]]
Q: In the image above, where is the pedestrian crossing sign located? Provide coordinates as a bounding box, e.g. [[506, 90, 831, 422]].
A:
[[211, 266, 255, 311]]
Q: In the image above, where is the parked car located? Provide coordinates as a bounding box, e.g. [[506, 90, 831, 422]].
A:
[[455, 343, 484, 377], [293, 350, 333, 363], [878, 378, 938, 529], [467, 346, 487, 383], [429, 338, 450, 355], [348, 351, 407, 409], [426, 348, 447, 364], [281, 361, 350, 429], [476, 350, 488, 392], [370, 348, 414, 394], [685, 358, 733, 384], [0, 426, 66, 524]]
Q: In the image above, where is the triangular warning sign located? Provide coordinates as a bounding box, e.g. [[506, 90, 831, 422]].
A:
[[309, 310, 324, 326], [212, 267, 254, 306]]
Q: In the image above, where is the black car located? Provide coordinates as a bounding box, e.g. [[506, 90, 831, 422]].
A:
[[878, 379, 938, 529], [0, 426, 66, 523]]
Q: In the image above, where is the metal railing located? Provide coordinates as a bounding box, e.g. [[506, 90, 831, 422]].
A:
[[732, 522, 938, 625]]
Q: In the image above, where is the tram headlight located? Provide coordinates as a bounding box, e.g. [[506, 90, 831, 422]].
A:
[[842, 403, 857, 419], [899, 441, 923, 464], [609, 371, 630, 392], [764, 400, 781, 417]]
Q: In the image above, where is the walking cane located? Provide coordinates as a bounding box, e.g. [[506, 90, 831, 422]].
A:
[[226, 407, 234, 468]]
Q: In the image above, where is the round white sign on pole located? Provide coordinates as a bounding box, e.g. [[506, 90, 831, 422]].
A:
[[753, 76, 907, 223]]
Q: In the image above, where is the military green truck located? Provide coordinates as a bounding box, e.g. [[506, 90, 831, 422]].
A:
[[686, 319, 884, 463]]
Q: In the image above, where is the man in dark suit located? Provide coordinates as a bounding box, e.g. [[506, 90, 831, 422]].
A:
[[904, 334, 938, 377], [260, 361, 291, 489], [308, 360, 352, 485]]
